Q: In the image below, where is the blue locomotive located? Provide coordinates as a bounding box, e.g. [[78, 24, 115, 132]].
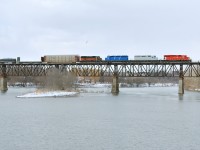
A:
[[105, 55, 128, 61]]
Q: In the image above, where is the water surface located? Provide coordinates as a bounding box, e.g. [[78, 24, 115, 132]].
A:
[[0, 87, 200, 150]]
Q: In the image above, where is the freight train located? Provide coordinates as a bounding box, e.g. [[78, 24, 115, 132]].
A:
[[40, 54, 191, 63], [0, 54, 191, 64]]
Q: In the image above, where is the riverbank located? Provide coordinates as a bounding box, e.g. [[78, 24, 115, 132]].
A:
[[15, 83, 180, 98]]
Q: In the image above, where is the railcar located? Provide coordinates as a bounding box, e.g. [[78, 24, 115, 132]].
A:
[[134, 55, 158, 61], [80, 56, 102, 62], [164, 55, 191, 61], [41, 55, 80, 63], [0, 58, 16, 64], [105, 55, 128, 61]]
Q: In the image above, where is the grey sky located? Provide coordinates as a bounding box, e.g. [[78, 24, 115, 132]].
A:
[[0, 0, 200, 61]]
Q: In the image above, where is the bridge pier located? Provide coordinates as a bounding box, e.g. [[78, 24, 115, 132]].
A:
[[178, 77, 184, 94], [178, 65, 184, 94], [111, 65, 119, 94], [0, 76, 8, 92], [0, 64, 8, 92], [111, 74, 119, 94]]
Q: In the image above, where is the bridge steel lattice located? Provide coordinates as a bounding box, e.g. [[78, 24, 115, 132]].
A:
[[0, 61, 200, 93]]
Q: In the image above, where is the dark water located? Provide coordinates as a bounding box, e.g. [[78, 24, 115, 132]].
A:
[[0, 87, 200, 150]]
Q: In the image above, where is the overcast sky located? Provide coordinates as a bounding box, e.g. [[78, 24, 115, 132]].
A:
[[0, 0, 200, 61]]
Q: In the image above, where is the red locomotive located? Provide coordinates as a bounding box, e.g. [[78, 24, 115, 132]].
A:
[[164, 55, 191, 61]]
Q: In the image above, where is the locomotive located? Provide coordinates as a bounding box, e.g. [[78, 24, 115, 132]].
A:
[[164, 55, 191, 61], [105, 55, 128, 61]]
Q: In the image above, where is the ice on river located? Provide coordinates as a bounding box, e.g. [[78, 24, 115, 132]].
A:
[[17, 91, 78, 98]]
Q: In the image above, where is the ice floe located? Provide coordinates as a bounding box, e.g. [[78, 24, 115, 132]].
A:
[[17, 91, 78, 98]]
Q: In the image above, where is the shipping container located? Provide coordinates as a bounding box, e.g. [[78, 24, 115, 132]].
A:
[[134, 55, 158, 60], [41, 55, 80, 63], [105, 55, 128, 61]]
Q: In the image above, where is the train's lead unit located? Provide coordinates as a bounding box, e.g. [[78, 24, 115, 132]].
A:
[[164, 55, 191, 61]]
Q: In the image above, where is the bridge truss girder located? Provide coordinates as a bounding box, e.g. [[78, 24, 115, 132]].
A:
[[0, 63, 200, 77]]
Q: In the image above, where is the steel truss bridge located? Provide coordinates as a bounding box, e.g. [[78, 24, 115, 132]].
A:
[[0, 61, 200, 77], [0, 61, 200, 94]]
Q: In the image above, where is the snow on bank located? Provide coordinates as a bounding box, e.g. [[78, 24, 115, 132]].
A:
[[15, 82, 178, 98], [78, 83, 111, 88], [151, 83, 178, 87], [17, 91, 78, 98], [195, 89, 200, 92]]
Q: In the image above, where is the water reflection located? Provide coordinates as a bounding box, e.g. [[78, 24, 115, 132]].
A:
[[112, 92, 119, 96], [178, 94, 184, 100], [1, 90, 7, 94]]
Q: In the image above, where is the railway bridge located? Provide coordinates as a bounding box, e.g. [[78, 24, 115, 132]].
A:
[[0, 61, 200, 94]]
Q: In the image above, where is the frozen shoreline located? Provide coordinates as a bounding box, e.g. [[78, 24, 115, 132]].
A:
[[16, 83, 180, 98]]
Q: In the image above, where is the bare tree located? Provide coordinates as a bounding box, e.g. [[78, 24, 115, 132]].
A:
[[42, 68, 77, 91]]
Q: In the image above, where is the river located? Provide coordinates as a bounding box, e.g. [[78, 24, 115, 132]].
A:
[[0, 87, 200, 150]]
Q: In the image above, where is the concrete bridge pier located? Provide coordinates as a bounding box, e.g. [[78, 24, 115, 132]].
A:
[[111, 74, 119, 94], [0, 76, 8, 92], [111, 65, 119, 94], [0, 64, 8, 92], [178, 65, 184, 94]]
